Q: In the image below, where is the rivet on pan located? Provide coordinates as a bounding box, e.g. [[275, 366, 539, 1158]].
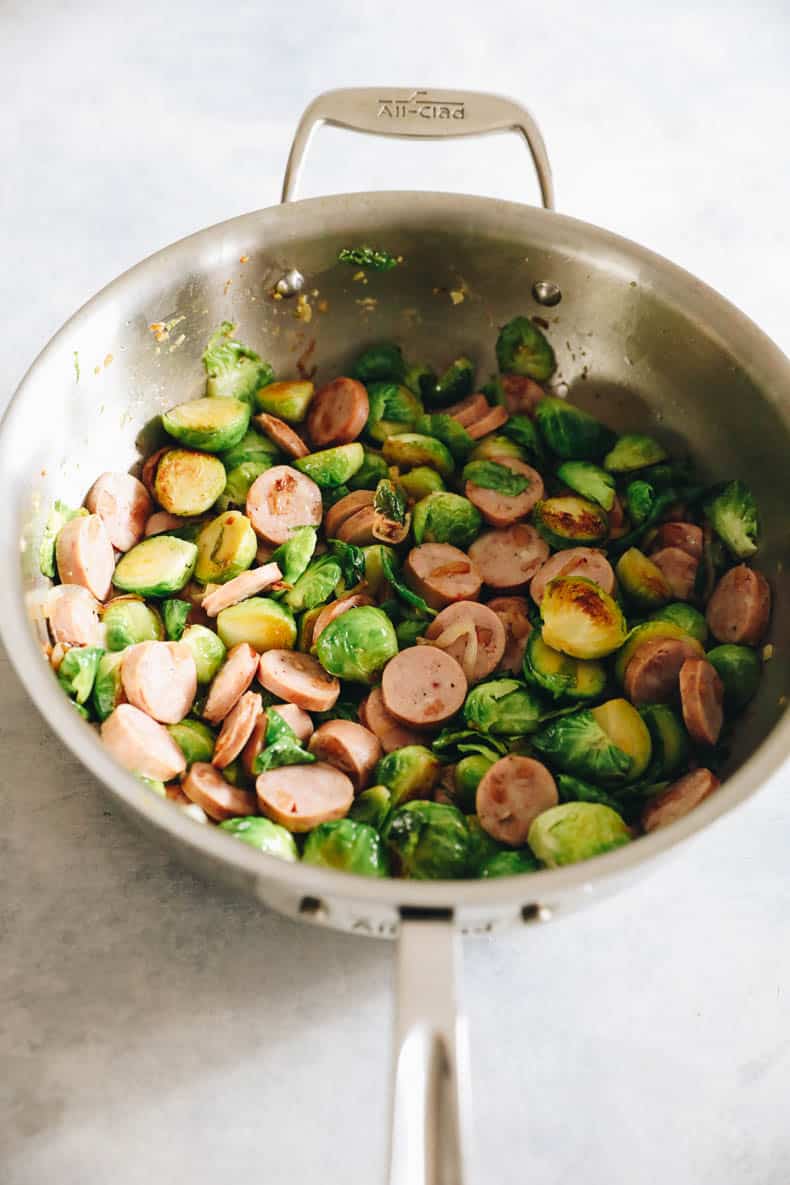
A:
[[275, 268, 305, 297], [532, 280, 561, 307], [522, 903, 553, 924], [299, 895, 328, 920]]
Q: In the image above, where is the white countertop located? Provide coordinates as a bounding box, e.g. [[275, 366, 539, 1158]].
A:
[[3, 2, 790, 1182]]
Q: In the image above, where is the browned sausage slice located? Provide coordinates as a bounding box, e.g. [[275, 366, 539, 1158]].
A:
[[424, 601, 506, 683], [649, 547, 698, 601], [446, 392, 489, 427], [101, 702, 186, 781], [623, 636, 702, 705], [651, 522, 703, 560], [246, 465, 322, 544], [182, 762, 257, 821], [324, 489, 375, 539], [335, 506, 377, 546], [308, 720, 383, 792], [56, 514, 115, 600], [311, 594, 375, 644], [465, 458, 544, 527], [254, 413, 310, 459], [121, 640, 197, 724], [85, 471, 152, 553], [257, 649, 340, 712], [48, 584, 103, 647], [203, 642, 259, 724], [706, 564, 771, 646], [381, 646, 467, 727], [499, 374, 545, 417], [359, 686, 424, 753], [487, 596, 533, 675], [307, 377, 369, 447], [201, 562, 282, 617], [145, 510, 193, 537], [212, 691, 263, 769], [641, 768, 720, 832], [476, 755, 558, 846], [404, 543, 482, 610], [530, 547, 615, 605], [468, 524, 549, 593], [256, 761, 354, 832], [679, 657, 724, 746], [465, 404, 509, 440], [240, 702, 314, 776]]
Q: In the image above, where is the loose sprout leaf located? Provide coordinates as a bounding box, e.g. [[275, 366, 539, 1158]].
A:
[[555, 773, 624, 814], [415, 414, 474, 461], [431, 727, 508, 762], [162, 599, 191, 641], [338, 246, 399, 271], [380, 549, 437, 619], [322, 484, 351, 509], [462, 460, 530, 496], [202, 321, 274, 401], [283, 555, 343, 612], [501, 414, 546, 466], [312, 698, 363, 725], [373, 478, 407, 525], [39, 500, 87, 579], [328, 538, 366, 587], [265, 709, 299, 746], [271, 525, 318, 585], [57, 646, 104, 705], [254, 737, 316, 775], [624, 480, 656, 526], [703, 479, 759, 559]]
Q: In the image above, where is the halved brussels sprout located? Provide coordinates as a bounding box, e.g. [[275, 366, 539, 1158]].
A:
[[500, 415, 546, 467], [219, 428, 280, 470], [254, 380, 314, 424], [348, 450, 390, 490], [480, 849, 540, 877], [535, 397, 616, 460], [374, 745, 442, 806], [92, 651, 125, 720], [707, 644, 762, 711], [39, 500, 87, 578], [365, 382, 423, 442], [349, 784, 392, 829], [361, 544, 397, 598], [162, 396, 250, 453], [353, 342, 406, 384], [534, 496, 608, 550], [58, 646, 103, 705], [496, 316, 555, 381], [398, 466, 446, 501], [625, 480, 656, 526], [703, 479, 759, 559], [154, 448, 226, 516], [556, 460, 616, 511], [431, 357, 476, 405], [412, 492, 482, 549], [103, 596, 163, 650], [638, 705, 689, 782], [468, 434, 526, 463], [162, 598, 191, 641], [316, 605, 398, 683], [382, 433, 454, 479], [603, 434, 668, 473], [648, 602, 708, 644], [167, 718, 216, 765], [415, 414, 474, 462], [215, 459, 272, 513], [180, 623, 227, 683], [615, 548, 672, 609], [453, 754, 495, 813], [403, 362, 438, 400], [532, 700, 648, 785], [591, 698, 652, 781], [528, 802, 631, 867], [541, 577, 627, 660], [203, 321, 274, 403], [113, 536, 198, 596], [271, 525, 317, 585], [194, 511, 257, 585], [613, 621, 704, 683], [216, 597, 297, 653], [302, 819, 389, 877], [284, 556, 343, 613], [383, 801, 472, 879], [219, 816, 299, 861], [294, 443, 365, 488], [465, 814, 504, 871], [464, 678, 544, 736], [524, 629, 607, 701]]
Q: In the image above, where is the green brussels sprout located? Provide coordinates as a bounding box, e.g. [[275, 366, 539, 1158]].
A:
[[294, 443, 365, 488], [465, 814, 504, 871], [162, 396, 250, 453], [383, 801, 472, 879], [398, 466, 446, 501], [532, 698, 651, 784], [535, 397, 616, 460], [271, 525, 318, 585], [554, 773, 623, 813], [329, 536, 367, 589], [637, 704, 690, 782], [374, 745, 442, 806], [524, 629, 607, 702], [154, 448, 227, 517], [180, 623, 227, 682], [625, 480, 656, 526], [203, 321, 274, 403], [396, 618, 429, 647], [534, 496, 609, 550], [703, 479, 759, 559], [541, 577, 627, 660], [603, 434, 668, 473], [414, 414, 474, 462], [412, 492, 482, 549], [219, 429, 280, 471], [453, 754, 495, 813], [216, 597, 296, 653], [555, 460, 616, 511], [613, 621, 703, 683], [631, 459, 694, 491], [284, 555, 343, 613], [162, 598, 191, 641], [464, 679, 544, 736], [219, 816, 299, 861], [648, 602, 708, 644], [591, 698, 652, 780], [372, 478, 410, 544], [167, 718, 216, 765], [528, 802, 631, 867], [615, 548, 672, 609], [468, 434, 525, 464], [430, 357, 476, 405], [361, 544, 397, 598], [382, 433, 454, 478], [480, 849, 540, 877], [500, 415, 546, 467], [352, 342, 406, 384], [316, 606, 398, 683], [496, 316, 556, 381], [348, 450, 391, 490], [403, 363, 438, 400], [91, 651, 125, 720], [254, 380, 314, 424], [39, 500, 87, 579], [215, 459, 272, 512], [349, 784, 392, 829], [707, 644, 762, 711], [194, 511, 257, 585], [365, 382, 423, 442], [57, 646, 103, 705], [113, 536, 198, 596], [302, 819, 389, 877], [102, 597, 163, 651]]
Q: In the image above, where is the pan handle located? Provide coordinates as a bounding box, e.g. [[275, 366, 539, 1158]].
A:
[[389, 912, 470, 1185], [281, 86, 554, 208]]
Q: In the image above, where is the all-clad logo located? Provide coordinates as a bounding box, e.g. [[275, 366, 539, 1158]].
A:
[[377, 89, 465, 121]]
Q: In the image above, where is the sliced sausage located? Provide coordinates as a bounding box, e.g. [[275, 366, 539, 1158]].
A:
[[706, 565, 771, 646], [324, 489, 375, 539], [311, 594, 375, 644], [529, 546, 615, 606], [182, 762, 257, 822], [650, 546, 698, 601], [212, 691, 263, 769], [488, 596, 533, 675], [141, 446, 170, 496], [48, 584, 103, 647], [201, 562, 282, 617], [241, 702, 315, 777], [641, 768, 721, 832], [203, 642, 259, 724], [308, 720, 383, 792], [650, 522, 703, 560], [335, 505, 377, 546], [446, 392, 489, 427], [257, 649, 340, 712], [404, 543, 482, 610], [476, 755, 558, 846], [623, 636, 702, 705], [468, 524, 549, 593], [85, 471, 152, 552], [465, 458, 544, 527], [55, 514, 115, 600], [424, 601, 506, 683], [499, 374, 545, 417], [145, 510, 192, 537], [246, 465, 322, 545], [121, 640, 197, 724], [101, 702, 186, 781], [307, 377, 369, 447], [679, 657, 724, 747], [465, 404, 509, 440], [381, 646, 467, 727], [359, 686, 425, 753], [254, 413, 309, 459], [256, 761, 354, 832]]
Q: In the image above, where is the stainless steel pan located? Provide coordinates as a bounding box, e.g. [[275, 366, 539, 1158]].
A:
[[2, 88, 789, 1185]]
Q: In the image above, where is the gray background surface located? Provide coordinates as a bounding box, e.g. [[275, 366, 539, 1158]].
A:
[[2, 2, 789, 1182]]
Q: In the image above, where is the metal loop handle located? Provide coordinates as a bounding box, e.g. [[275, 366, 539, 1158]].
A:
[[281, 86, 554, 208]]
